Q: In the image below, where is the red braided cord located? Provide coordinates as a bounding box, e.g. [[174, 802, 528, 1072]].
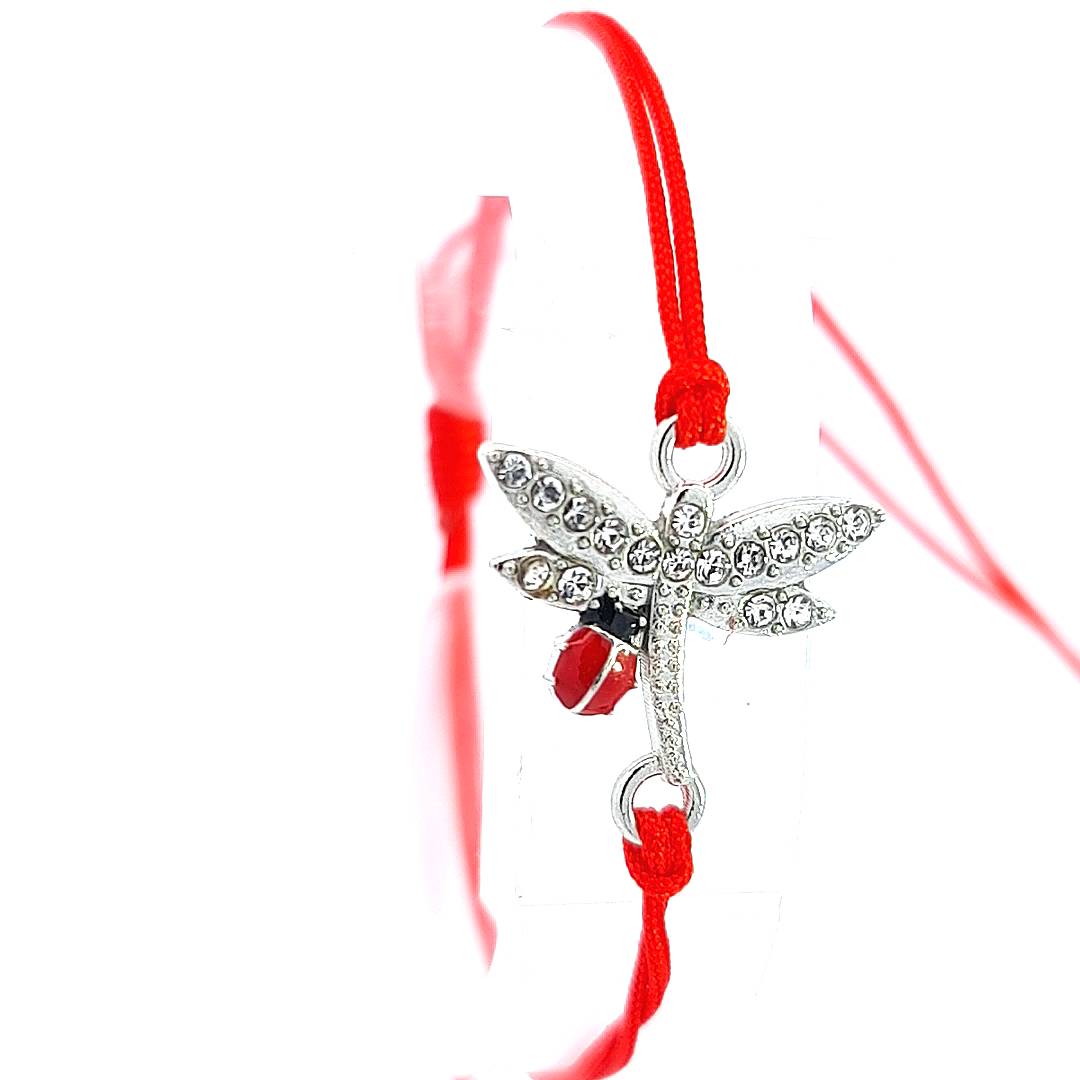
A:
[[587, 14, 708, 358], [548, 12, 730, 447], [554, 16, 682, 365], [533, 807, 693, 1080]]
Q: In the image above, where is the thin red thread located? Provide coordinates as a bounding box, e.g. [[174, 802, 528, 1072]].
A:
[[548, 12, 729, 448], [813, 298, 1080, 679], [532, 807, 693, 1080]]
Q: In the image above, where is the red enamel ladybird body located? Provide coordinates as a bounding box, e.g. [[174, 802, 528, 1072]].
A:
[[547, 594, 646, 715], [550, 626, 638, 714]]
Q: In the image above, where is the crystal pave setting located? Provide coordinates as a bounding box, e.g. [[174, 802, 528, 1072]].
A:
[[640, 486, 712, 784], [480, 418, 885, 842]]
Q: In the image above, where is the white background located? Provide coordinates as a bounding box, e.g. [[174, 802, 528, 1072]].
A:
[[1, 2, 1079, 1078]]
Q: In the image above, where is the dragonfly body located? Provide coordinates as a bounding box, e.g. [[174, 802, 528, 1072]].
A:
[[640, 483, 714, 785]]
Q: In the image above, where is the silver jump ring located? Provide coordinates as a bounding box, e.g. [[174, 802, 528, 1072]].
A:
[[650, 415, 746, 498], [612, 752, 706, 845]]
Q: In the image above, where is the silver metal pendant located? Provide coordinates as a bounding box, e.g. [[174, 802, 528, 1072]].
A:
[[480, 417, 885, 843]]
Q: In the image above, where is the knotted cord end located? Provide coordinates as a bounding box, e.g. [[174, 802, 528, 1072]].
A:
[[427, 405, 487, 571], [623, 805, 694, 899], [655, 357, 730, 448]]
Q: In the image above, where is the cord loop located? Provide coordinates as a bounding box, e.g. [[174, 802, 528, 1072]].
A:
[[622, 806, 694, 900], [655, 357, 730, 447]]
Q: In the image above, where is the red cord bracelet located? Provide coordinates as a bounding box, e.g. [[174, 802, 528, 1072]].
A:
[[421, 11, 1080, 1080]]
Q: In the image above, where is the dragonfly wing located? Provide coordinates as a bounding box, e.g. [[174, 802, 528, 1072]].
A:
[[690, 497, 885, 596], [490, 544, 611, 612], [480, 443, 662, 582], [692, 583, 836, 637]]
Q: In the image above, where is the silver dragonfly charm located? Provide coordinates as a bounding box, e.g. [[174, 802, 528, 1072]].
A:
[[480, 417, 884, 842]]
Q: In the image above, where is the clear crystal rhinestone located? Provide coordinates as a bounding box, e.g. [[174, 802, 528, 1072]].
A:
[[695, 547, 730, 586], [769, 526, 800, 564], [562, 495, 597, 532], [593, 516, 628, 554], [557, 565, 596, 604], [495, 452, 532, 489], [733, 541, 765, 578], [519, 556, 553, 594], [805, 515, 837, 552], [627, 537, 661, 574], [660, 548, 695, 581], [781, 592, 814, 629], [531, 474, 565, 512], [839, 504, 873, 542], [669, 503, 706, 539], [743, 593, 777, 628]]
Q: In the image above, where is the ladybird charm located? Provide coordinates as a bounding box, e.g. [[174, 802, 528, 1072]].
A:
[[548, 591, 646, 714]]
